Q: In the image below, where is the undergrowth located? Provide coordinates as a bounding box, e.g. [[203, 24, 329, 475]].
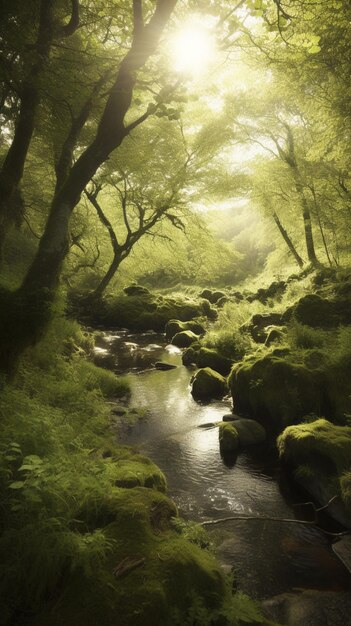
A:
[[0, 313, 265, 626], [0, 315, 130, 622]]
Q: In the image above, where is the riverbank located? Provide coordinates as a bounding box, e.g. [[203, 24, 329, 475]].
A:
[[0, 316, 262, 626]]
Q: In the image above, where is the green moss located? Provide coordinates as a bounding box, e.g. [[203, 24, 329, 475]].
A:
[[278, 419, 351, 514], [172, 330, 199, 348], [113, 455, 167, 492], [229, 355, 327, 432], [165, 319, 205, 342], [192, 367, 228, 400], [33, 487, 229, 626], [277, 419, 351, 472], [102, 293, 211, 332], [182, 344, 232, 375], [219, 423, 239, 453]]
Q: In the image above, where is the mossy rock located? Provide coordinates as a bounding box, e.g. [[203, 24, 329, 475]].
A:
[[229, 355, 327, 432], [285, 293, 351, 328], [171, 330, 199, 348], [165, 319, 205, 342], [182, 346, 232, 376], [278, 419, 351, 524], [113, 455, 167, 492], [199, 289, 226, 304], [231, 418, 266, 446], [124, 284, 150, 296], [102, 293, 209, 332], [35, 487, 228, 626], [265, 326, 286, 346], [243, 313, 284, 344], [219, 422, 239, 453], [196, 347, 232, 376], [191, 367, 227, 400], [182, 346, 197, 366], [199, 298, 218, 320], [216, 296, 230, 308]]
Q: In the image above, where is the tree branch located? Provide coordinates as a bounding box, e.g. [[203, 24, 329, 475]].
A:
[[60, 0, 80, 37]]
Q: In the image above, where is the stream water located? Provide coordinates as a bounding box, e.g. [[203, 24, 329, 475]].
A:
[[95, 329, 351, 601]]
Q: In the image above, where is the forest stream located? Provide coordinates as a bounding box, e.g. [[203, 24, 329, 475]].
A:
[[96, 329, 351, 603]]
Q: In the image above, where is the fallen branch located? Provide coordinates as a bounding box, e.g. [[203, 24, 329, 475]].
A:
[[200, 496, 350, 537]]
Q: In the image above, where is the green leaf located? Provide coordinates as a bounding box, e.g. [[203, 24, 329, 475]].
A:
[[9, 481, 25, 489]]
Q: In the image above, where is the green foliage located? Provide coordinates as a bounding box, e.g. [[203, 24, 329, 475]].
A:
[[287, 322, 330, 350], [171, 518, 212, 549]]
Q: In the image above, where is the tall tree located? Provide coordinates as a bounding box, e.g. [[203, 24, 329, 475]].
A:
[[0, 0, 178, 373]]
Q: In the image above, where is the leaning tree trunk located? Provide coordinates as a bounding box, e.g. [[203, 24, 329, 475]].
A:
[[293, 173, 320, 267], [272, 211, 305, 268]]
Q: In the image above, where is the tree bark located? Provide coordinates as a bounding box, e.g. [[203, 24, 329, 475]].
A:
[[293, 173, 320, 267], [272, 211, 304, 268], [273, 124, 320, 267], [0, 1, 55, 247]]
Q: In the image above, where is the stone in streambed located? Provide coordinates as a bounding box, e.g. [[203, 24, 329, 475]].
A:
[[191, 367, 227, 400], [218, 423, 239, 453], [165, 319, 205, 342], [172, 330, 199, 348], [222, 413, 241, 422], [154, 361, 177, 371], [231, 418, 266, 446], [261, 590, 351, 626]]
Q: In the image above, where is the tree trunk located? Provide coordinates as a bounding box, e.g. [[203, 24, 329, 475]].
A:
[[272, 211, 304, 268], [293, 173, 320, 267], [0, 0, 55, 249], [92, 254, 123, 299]]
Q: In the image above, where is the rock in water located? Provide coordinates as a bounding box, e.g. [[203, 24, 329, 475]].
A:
[[171, 330, 199, 348], [154, 361, 177, 371], [231, 418, 266, 446], [191, 367, 227, 400], [219, 423, 239, 453]]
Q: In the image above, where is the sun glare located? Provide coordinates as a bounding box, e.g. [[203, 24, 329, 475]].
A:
[[171, 21, 215, 75]]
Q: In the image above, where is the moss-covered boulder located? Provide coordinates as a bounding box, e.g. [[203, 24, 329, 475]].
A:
[[284, 293, 351, 328], [243, 313, 284, 343], [231, 418, 266, 446], [34, 487, 228, 626], [182, 345, 232, 376], [246, 281, 286, 304], [100, 293, 212, 332], [229, 355, 327, 432], [113, 454, 167, 491], [171, 330, 199, 348], [192, 367, 228, 400], [219, 422, 239, 453], [124, 284, 150, 296], [199, 289, 226, 304], [265, 326, 286, 346], [196, 347, 232, 376], [165, 319, 205, 342], [278, 419, 351, 526]]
